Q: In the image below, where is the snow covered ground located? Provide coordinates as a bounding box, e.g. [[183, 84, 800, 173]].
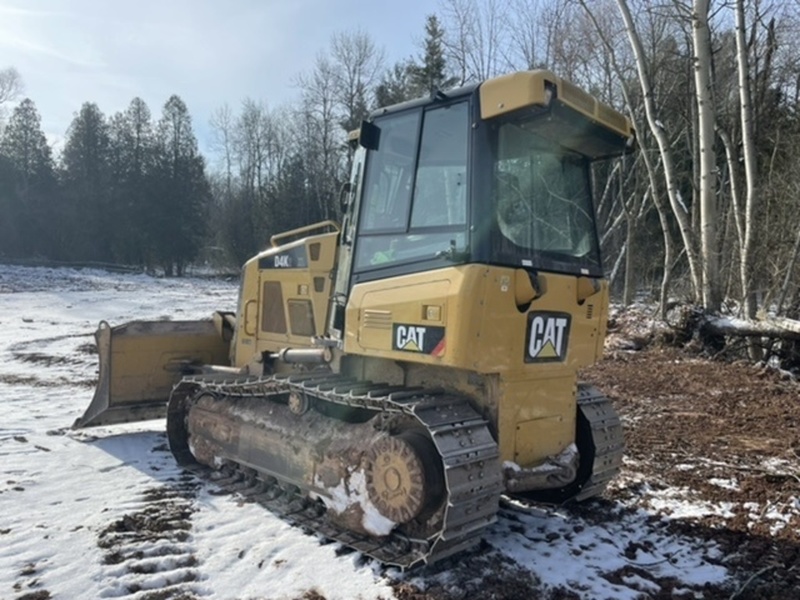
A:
[[0, 265, 755, 599]]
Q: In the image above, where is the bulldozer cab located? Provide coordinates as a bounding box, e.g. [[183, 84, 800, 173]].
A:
[[331, 70, 633, 330]]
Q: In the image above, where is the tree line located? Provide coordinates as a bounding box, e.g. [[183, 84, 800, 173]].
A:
[[0, 92, 208, 276], [1, 1, 799, 339], [0, 17, 451, 273]]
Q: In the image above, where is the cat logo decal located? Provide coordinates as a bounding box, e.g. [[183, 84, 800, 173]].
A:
[[526, 312, 570, 362], [392, 324, 445, 356]]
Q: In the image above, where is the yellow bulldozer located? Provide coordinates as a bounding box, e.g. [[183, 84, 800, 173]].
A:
[[75, 70, 631, 568]]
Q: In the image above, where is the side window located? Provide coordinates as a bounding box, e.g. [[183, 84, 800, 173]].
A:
[[360, 111, 420, 233], [355, 102, 470, 271], [410, 103, 469, 228]]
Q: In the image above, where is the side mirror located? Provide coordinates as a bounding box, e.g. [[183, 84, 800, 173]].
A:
[[359, 120, 380, 150]]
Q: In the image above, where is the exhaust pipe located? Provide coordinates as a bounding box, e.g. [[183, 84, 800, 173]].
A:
[[277, 347, 332, 364]]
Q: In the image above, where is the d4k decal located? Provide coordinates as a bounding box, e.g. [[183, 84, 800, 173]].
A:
[[392, 324, 445, 355], [526, 312, 571, 362]]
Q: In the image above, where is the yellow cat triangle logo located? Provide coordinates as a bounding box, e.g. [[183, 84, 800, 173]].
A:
[[536, 340, 559, 358], [402, 340, 421, 352]]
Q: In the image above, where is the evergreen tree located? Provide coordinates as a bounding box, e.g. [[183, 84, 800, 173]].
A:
[[152, 95, 210, 275], [375, 60, 416, 107], [60, 102, 112, 261], [374, 16, 456, 108], [108, 97, 155, 265], [0, 99, 57, 257], [409, 15, 456, 95], [0, 99, 54, 187]]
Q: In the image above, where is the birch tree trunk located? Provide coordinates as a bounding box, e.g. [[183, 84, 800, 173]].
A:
[[691, 0, 721, 312], [734, 0, 758, 321], [623, 209, 636, 306], [614, 0, 703, 303]]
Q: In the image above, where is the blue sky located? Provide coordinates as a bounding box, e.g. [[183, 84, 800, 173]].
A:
[[0, 0, 434, 157]]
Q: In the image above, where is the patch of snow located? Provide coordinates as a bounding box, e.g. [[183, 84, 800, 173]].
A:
[[755, 499, 800, 536], [504, 444, 578, 476], [621, 572, 661, 593], [708, 477, 739, 491], [761, 456, 792, 470], [645, 487, 736, 519], [490, 499, 728, 599], [315, 469, 396, 536]]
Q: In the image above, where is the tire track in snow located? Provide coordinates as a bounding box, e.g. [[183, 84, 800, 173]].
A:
[[3, 540, 54, 600], [95, 472, 206, 599], [3, 333, 97, 390]]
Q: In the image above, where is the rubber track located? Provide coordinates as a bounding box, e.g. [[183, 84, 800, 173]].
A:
[[575, 383, 625, 501], [169, 372, 504, 569]]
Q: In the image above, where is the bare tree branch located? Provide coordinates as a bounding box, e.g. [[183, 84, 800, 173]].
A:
[[0, 67, 23, 106]]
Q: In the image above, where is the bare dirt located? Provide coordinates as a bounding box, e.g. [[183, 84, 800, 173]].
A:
[[582, 345, 800, 599]]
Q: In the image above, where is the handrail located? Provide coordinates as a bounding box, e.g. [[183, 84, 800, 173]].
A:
[[270, 220, 341, 248]]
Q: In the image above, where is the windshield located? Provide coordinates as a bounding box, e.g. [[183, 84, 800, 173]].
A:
[[492, 121, 602, 275]]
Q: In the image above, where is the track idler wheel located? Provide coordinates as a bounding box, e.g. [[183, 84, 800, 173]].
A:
[[365, 431, 443, 525]]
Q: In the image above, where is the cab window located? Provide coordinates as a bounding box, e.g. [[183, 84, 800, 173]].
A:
[[360, 111, 419, 233], [355, 101, 470, 271]]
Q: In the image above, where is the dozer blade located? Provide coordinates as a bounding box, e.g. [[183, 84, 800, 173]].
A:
[[74, 320, 230, 428]]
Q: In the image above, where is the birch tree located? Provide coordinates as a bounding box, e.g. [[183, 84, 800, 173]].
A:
[[0, 67, 23, 128], [614, 0, 703, 303], [296, 55, 343, 221], [0, 67, 22, 105], [503, 0, 558, 70], [209, 104, 236, 205], [578, 0, 678, 315], [330, 29, 385, 132], [734, 0, 758, 321], [691, 0, 722, 312]]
